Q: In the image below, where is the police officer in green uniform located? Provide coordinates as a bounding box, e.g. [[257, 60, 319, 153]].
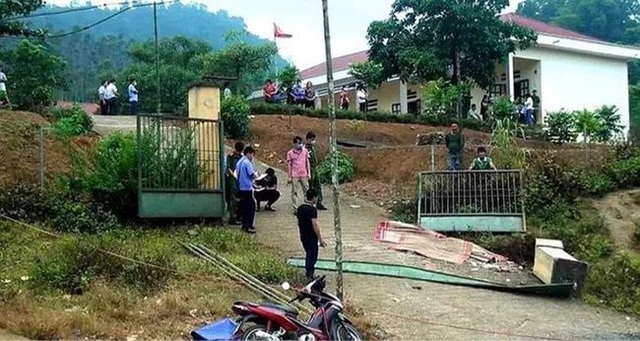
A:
[[305, 132, 327, 210], [226, 141, 245, 224]]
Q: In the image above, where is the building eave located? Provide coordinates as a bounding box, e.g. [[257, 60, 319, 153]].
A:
[[536, 34, 640, 60]]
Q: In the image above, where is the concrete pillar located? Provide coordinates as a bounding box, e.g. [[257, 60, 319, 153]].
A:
[[506, 53, 515, 101], [400, 80, 408, 114], [188, 83, 220, 190]]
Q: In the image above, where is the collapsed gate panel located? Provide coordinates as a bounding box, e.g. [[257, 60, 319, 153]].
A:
[[417, 170, 526, 233]]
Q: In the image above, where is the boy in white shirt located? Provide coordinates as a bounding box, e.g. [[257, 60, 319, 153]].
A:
[[98, 80, 107, 114], [128, 78, 139, 115], [357, 87, 367, 113], [105, 79, 118, 115]]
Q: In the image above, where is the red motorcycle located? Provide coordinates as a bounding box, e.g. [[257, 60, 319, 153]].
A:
[[193, 276, 362, 341]]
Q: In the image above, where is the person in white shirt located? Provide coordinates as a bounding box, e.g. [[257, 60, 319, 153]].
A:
[[223, 82, 232, 99], [128, 78, 139, 115], [356, 87, 367, 113], [0, 68, 10, 107], [98, 80, 107, 115], [523, 93, 534, 125], [467, 104, 482, 121], [104, 79, 118, 115]]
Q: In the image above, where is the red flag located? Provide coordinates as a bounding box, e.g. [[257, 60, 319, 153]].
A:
[[273, 23, 293, 39]]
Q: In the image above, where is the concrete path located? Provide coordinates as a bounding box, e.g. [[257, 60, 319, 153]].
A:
[[92, 114, 640, 340]]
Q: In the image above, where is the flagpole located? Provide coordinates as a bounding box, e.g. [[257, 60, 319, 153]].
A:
[[273, 29, 279, 87]]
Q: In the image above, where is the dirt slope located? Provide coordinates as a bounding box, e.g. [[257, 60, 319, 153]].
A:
[[593, 189, 640, 250], [0, 110, 94, 187]]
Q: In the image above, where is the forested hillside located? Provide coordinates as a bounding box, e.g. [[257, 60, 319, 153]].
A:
[[1, 2, 287, 102]]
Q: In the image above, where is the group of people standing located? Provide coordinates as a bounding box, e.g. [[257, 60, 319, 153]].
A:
[[97, 78, 139, 115], [224, 132, 327, 280], [467, 90, 541, 126], [263, 79, 318, 109]]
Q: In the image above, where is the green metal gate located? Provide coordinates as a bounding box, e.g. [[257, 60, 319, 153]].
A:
[[417, 170, 526, 233], [137, 114, 226, 218]]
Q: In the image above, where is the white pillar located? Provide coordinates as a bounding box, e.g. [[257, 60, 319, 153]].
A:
[[400, 80, 408, 114], [506, 53, 515, 101], [315, 96, 322, 109]]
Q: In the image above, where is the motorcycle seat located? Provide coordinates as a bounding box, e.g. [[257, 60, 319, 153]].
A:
[[261, 303, 299, 316]]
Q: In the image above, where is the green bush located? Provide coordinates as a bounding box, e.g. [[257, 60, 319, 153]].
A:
[[582, 172, 614, 197], [0, 184, 119, 234], [249, 103, 489, 132], [607, 156, 640, 188], [317, 151, 355, 185], [583, 253, 640, 315], [221, 96, 252, 139], [50, 104, 94, 137], [545, 110, 577, 144]]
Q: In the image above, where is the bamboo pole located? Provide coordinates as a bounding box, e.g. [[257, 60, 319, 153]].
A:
[[321, 0, 344, 300]]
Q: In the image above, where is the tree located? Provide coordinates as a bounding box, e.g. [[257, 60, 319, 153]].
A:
[[517, 0, 640, 44], [366, 0, 537, 88], [0, 0, 45, 37], [198, 32, 278, 96], [278, 64, 300, 89], [0, 40, 66, 112], [349, 61, 387, 89]]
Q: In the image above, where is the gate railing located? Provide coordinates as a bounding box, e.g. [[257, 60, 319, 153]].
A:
[[137, 114, 226, 218], [417, 170, 526, 232]]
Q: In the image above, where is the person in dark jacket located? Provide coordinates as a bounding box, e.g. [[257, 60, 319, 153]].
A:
[[254, 168, 281, 211], [445, 121, 464, 171], [225, 141, 245, 225]]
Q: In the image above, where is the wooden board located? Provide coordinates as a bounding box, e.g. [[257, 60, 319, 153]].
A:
[[533, 246, 588, 293]]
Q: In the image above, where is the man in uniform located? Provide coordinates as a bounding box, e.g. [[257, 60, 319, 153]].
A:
[[225, 141, 245, 225], [305, 132, 327, 210]]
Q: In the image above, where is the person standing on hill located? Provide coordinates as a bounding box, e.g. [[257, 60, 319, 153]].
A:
[[105, 79, 119, 115], [445, 121, 464, 171], [225, 141, 245, 225], [296, 189, 326, 280], [128, 78, 139, 115], [306, 131, 327, 210], [97, 80, 108, 115], [287, 136, 311, 214], [0, 68, 10, 107]]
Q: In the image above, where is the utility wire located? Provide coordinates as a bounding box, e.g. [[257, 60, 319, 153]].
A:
[[43, 1, 177, 39], [7, 0, 145, 21]]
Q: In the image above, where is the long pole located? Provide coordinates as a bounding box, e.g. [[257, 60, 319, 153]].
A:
[[321, 0, 343, 300], [154, 2, 161, 114]]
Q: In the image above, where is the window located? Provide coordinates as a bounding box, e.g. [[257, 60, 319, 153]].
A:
[[515, 79, 530, 99], [490, 84, 505, 97], [367, 99, 378, 112], [392, 103, 401, 114], [408, 100, 421, 115]]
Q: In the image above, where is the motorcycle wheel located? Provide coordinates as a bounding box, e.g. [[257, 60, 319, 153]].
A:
[[330, 321, 363, 341], [241, 324, 273, 341]]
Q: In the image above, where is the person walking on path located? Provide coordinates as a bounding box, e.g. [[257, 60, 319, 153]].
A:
[[296, 189, 326, 280], [445, 121, 465, 171], [287, 136, 311, 214], [306, 131, 327, 210], [128, 78, 139, 115], [236, 145, 259, 234], [98, 80, 108, 115], [225, 141, 245, 225]]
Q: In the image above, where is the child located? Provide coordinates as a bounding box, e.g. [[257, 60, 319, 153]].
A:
[[296, 189, 326, 280], [469, 146, 497, 170]]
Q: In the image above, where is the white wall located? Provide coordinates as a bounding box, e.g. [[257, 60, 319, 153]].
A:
[[517, 46, 630, 136]]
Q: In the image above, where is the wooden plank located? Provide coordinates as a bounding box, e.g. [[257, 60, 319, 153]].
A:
[[533, 246, 588, 293]]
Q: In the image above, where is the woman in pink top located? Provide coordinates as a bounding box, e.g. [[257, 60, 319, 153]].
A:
[[287, 136, 311, 214]]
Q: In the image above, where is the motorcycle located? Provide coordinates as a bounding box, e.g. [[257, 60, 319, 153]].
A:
[[192, 276, 362, 341]]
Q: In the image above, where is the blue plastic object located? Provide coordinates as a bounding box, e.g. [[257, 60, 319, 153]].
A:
[[191, 317, 239, 340]]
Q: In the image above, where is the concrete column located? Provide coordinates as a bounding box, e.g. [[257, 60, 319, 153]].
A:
[[506, 53, 515, 101], [399, 80, 408, 114], [188, 84, 220, 190]]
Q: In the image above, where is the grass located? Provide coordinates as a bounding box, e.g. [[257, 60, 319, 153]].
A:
[[0, 221, 312, 339]]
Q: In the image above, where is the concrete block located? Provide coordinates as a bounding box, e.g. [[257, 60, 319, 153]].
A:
[[533, 246, 588, 294], [535, 238, 564, 249]]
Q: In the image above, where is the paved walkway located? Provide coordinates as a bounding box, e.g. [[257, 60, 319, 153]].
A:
[[92, 114, 640, 340]]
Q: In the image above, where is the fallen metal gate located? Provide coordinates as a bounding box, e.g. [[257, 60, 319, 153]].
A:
[[417, 170, 526, 233], [137, 114, 226, 218]]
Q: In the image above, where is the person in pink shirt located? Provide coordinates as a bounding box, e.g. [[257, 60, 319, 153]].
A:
[[287, 136, 311, 214]]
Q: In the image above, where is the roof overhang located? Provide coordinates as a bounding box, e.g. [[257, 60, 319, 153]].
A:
[[536, 34, 640, 60]]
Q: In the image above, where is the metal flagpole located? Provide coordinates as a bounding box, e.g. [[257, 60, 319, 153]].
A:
[[273, 31, 279, 87], [321, 0, 343, 300]]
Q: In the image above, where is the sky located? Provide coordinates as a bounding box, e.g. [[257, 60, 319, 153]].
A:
[[47, 0, 523, 71]]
